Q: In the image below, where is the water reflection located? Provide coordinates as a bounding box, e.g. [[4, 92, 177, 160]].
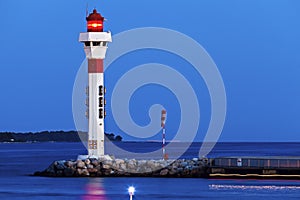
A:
[[82, 179, 108, 200]]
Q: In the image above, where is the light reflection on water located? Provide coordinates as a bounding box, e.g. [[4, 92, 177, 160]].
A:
[[82, 179, 108, 200], [210, 184, 300, 191]]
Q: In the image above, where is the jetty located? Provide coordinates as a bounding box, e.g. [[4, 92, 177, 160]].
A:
[[209, 157, 300, 179], [34, 157, 209, 178], [35, 156, 300, 179]]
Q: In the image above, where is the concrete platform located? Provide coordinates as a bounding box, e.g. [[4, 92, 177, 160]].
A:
[[209, 157, 300, 179]]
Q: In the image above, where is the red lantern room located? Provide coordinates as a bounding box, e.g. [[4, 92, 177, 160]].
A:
[[86, 9, 104, 32]]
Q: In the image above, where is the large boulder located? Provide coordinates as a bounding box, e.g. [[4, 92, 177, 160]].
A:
[[160, 169, 169, 176], [76, 160, 86, 169]]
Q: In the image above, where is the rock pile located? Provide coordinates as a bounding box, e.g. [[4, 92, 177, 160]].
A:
[[34, 157, 209, 178]]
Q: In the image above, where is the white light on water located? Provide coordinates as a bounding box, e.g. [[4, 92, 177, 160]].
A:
[[128, 186, 135, 195]]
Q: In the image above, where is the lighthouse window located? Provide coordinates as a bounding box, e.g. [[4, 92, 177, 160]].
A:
[[93, 42, 101, 46], [85, 42, 91, 47], [99, 85, 104, 96], [99, 97, 104, 107], [102, 42, 107, 46], [99, 108, 104, 119]]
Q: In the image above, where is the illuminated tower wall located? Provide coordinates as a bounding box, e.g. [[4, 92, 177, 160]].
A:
[[79, 9, 112, 157]]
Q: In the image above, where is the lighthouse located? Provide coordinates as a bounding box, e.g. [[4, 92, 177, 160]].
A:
[[79, 9, 112, 158]]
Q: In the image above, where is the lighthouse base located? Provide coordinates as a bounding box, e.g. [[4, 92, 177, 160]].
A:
[[77, 154, 113, 161], [34, 157, 209, 178]]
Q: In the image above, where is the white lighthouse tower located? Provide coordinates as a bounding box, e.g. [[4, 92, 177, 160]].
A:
[[79, 9, 112, 158]]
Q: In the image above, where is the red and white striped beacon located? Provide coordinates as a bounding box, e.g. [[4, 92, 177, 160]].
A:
[[161, 110, 168, 160], [79, 9, 112, 158]]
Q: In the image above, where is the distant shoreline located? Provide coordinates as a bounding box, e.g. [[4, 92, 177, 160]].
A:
[[0, 131, 123, 143], [1, 132, 300, 143]]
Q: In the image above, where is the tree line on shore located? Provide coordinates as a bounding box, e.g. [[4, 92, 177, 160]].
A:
[[0, 131, 122, 142]]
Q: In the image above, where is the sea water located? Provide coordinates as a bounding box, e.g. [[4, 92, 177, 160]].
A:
[[1, 142, 300, 199]]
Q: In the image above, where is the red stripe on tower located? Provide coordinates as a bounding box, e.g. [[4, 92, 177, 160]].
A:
[[161, 110, 167, 128], [88, 59, 103, 73]]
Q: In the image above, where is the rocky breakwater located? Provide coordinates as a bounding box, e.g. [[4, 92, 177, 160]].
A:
[[34, 157, 209, 178]]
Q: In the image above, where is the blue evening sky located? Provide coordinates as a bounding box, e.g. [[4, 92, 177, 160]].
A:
[[0, 0, 300, 142]]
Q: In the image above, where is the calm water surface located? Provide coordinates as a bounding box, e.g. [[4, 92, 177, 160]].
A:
[[1, 142, 300, 199]]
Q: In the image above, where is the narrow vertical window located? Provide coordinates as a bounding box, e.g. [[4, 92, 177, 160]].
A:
[[99, 85, 103, 96]]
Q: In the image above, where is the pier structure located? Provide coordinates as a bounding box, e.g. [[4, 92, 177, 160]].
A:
[[209, 157, 300, 178], [36, 156, 300, 179]]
